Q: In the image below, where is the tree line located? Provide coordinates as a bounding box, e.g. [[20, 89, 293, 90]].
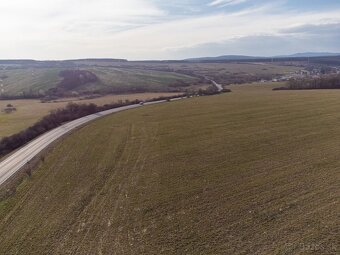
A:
[[273, 74, 340, 90], [0, 94, 179, 156], [0, 100, 148, 156], [0, 89, 231, 157]]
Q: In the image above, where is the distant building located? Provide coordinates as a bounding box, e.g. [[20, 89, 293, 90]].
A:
[[300, 70, 310, 75]]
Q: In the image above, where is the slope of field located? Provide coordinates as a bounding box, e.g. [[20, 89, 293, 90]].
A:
[[0, 68, 61, 95], [0, 66, 198, 96], [0, 92, 179, 138], [86, 67, 198, 93], [119, 62, 300, 84], [0, 84, 338, 254]]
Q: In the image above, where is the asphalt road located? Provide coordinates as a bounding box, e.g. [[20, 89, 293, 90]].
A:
[[203, 76, 224, 92], [0, 99, 176, 186], [211, 80, 224, 92]]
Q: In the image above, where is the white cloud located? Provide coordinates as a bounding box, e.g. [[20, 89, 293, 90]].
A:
[[0, 0, 340, 59], [101, 7, 340, 59], [0, 0, 165, 38], [209, 0, 248, 7], [0, 0, 166, 59]]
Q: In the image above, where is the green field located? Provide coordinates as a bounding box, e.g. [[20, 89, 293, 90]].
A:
[[86, 67, 198, 92], [0, 66, 198, 96], [0, 68, 62, 95], [0, 62, 298, 97], [119, 62, 300, 84], [0, 84, 338, 254]]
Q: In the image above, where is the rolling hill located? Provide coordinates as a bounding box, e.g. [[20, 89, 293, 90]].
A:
[[185, 52, 340, 62], [0, 84, 338, 254], [275, 52, 340, 58], [0, 60, 299, 98], [185, 55, 262, 61], [0, 66, 198, 98]]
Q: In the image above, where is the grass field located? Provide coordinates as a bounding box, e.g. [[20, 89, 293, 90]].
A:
[[0, 62, 297, 96], [0, 66, 198, 96], [120, 62, 300, 83], [150, 62, 298, 75], [0, 68, 61, 95], [86, 67, 198, 92], [0, 92, 179, 138], [0, 84, 338, 254]]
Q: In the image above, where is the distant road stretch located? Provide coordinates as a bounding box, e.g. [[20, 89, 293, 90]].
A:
[[203, 76, 224, 92], [211, 80, 224, 92], [0, 99, 181, 186]]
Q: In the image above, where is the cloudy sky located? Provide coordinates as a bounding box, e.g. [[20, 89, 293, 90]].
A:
[[1, 0, 340, 60]]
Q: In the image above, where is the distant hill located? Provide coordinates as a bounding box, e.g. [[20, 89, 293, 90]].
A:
[[2, 53, 340, 65], [0, 66, 198, 98], [0, 58, 128, 67], [275, 52, 340, 58], [66, 58, 128, 64], [0, 59, 38, 65], [185, 55, 264, 62], [185, 52, 340, 62]]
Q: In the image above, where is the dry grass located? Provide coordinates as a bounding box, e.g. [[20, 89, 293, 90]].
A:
[[0, 92, 179, 138], [0, 84, 338, 254]]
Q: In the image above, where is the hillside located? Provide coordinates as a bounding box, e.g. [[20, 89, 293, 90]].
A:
[[0, 84, 338, 254], [0, 61, 298, 98], [118, 62, 299, 84], [275, 52, 340, 58], [185, 52, 340, 61], [0, 66, 198, 98], [185, 55, 262, 61]]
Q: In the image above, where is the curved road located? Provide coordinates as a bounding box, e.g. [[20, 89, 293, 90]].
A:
[[0, 99, 179, 186], [211, 80, 223, 92], [203, 76, 224, 92]]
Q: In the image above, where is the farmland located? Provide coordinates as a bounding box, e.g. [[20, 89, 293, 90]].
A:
[[0, 61, 298, 97], [0, 92, 179, 138], [0, 61, 300, 138], [0, 68, 62, 96], [117, 61, 300, 84], [0, 84, 338, 254], [0, 66, 198, 97]]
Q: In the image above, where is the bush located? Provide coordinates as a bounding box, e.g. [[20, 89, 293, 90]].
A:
[[59, 70, 98, 90], [222, 88, 232, 93], [0, 102, 125, 156], [272, 87, 290, 91], [196, 86, 231, 96]]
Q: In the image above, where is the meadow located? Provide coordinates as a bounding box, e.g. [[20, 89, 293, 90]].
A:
[[0, 83, 338, 254]]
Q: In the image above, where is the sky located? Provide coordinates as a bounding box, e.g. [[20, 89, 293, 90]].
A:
[[1, 0, 340, 60]]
